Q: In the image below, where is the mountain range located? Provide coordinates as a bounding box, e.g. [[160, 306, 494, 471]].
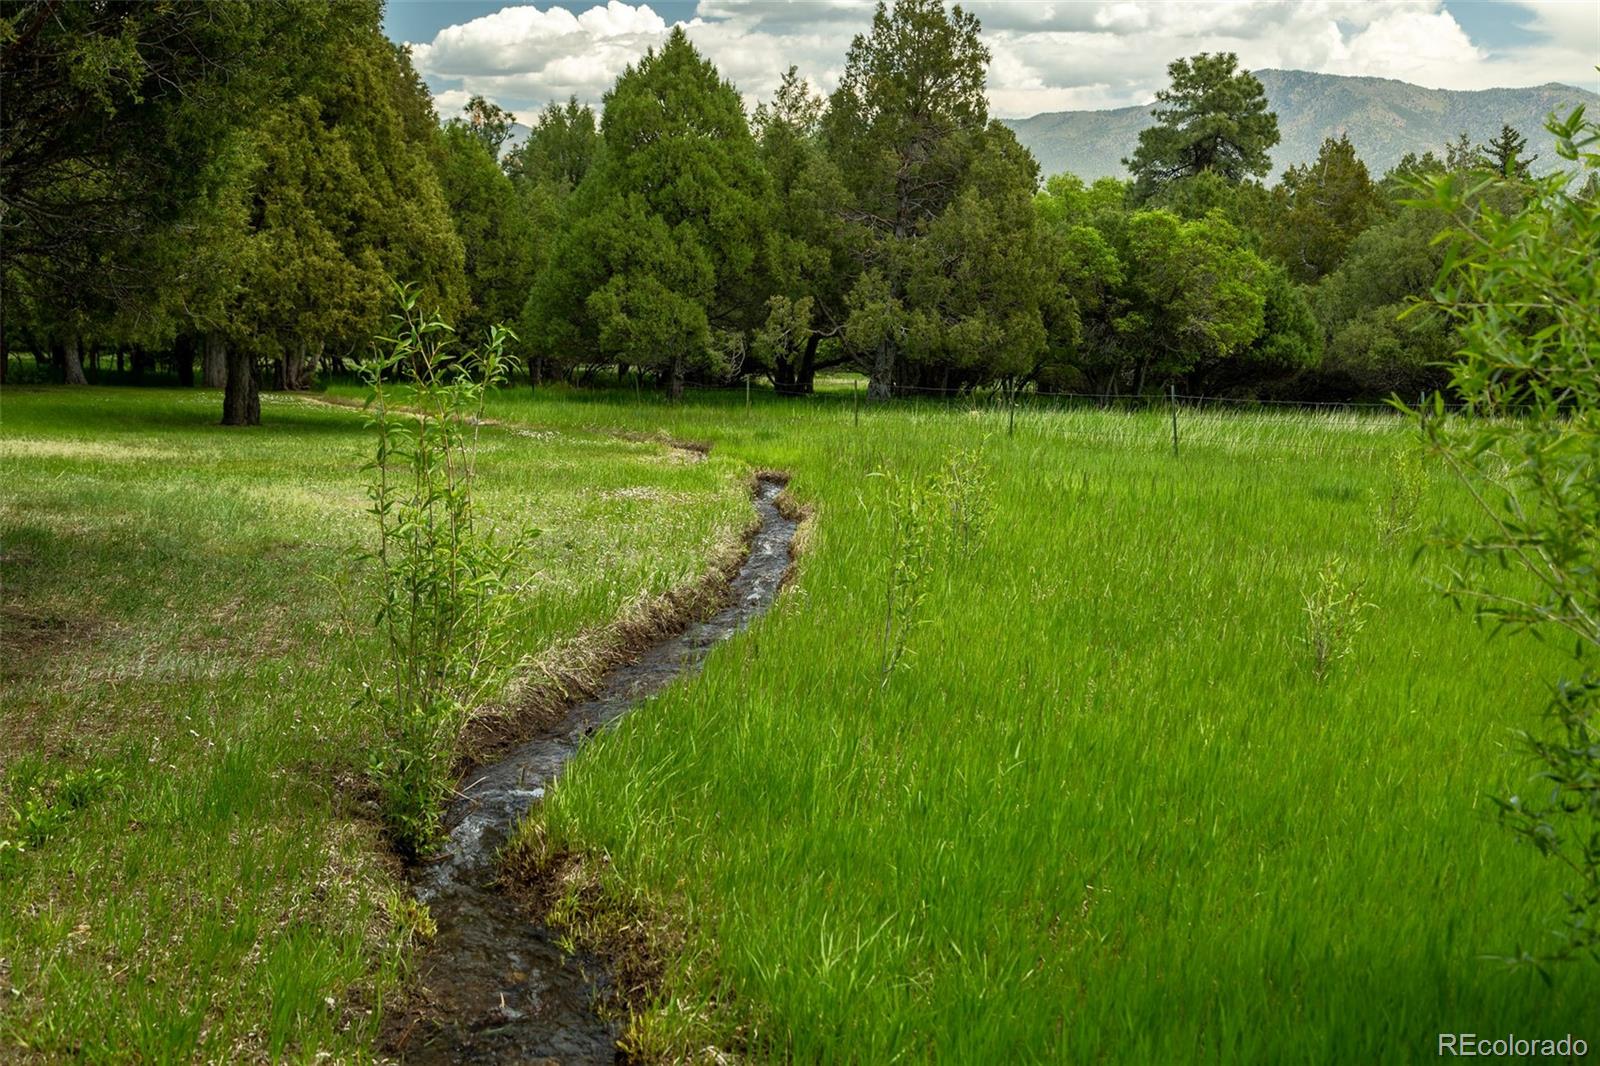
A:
[[495, 70, 1597, 185], [1002, 69, 1600, 183]]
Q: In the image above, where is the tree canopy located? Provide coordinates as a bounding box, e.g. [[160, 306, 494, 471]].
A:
[[1125, 53, 1280, 201], [1, 1, 1550, 408]]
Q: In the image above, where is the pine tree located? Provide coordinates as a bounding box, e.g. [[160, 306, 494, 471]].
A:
[[1480, 123, 1537, 178], [461, 95, 516, 156], [1125, 53, 1280, 201]]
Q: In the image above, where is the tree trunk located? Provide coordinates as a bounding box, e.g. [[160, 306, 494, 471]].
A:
[[174, 334, 196, 387], [116, 348, 125, 375], [797, 332, 819, 394], [283, 339, 307, 391], [772, 342, 799, 396], [868, 336, 894, 399], [202, 333, 227, 387], [529, 356, 542, 389], [62, 334, 88, 385], [222, 347, 259, 426], [668, 353, 684, 402], [130, 345, 148, 383]]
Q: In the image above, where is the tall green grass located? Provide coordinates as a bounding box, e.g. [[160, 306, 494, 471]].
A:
[[477, 384, 1590, 1062], [0, 387, 747, 1060]]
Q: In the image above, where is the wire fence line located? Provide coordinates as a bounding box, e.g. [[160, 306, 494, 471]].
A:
[[735, 380, 1431, 463], [833, 380, 1547, 414]]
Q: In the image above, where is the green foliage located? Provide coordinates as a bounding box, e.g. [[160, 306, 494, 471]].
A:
[[873, 445, 997, 681], [753, 68, 852, 392], [0, 1, 346, 300], [1302, 559, 1373, 682], [872, 468, 940, 681], [1125, 52, 1280, 201], [932, 446, 995, 561], [459, 94, 515, 156], [1416, 106, 1600, 966], [1310, 202, 1454, 396], [436, 121, 540, 345], [1374, 446, 1427, 545], [1237, 263, 1322, 379], [824, 0, 1051, 395], [2, 765, 121, 855], [1265, 134, 1383, 283], [526, 29, 768, 396], [357, 288, 530, 857], [1480, 122, 1538, 179], [504, 96, 599, 191], [226, 21, 464, 412]]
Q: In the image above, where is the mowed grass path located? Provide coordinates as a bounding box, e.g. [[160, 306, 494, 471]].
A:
[[466, 386, 1590, 1063], [0, 387, 749, 1061]]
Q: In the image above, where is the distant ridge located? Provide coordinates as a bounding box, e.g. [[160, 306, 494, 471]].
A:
[[1003, 70, 1600, 182]]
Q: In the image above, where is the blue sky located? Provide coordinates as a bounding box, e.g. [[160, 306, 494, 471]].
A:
[[383, 0, 1600, 123]]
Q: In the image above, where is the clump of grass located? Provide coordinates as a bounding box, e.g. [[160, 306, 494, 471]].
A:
[[1302, 558, 1373, 681], [1375, 446, 1426, 544], [871, 469, 939, 682], [933, 445, 995, 561], [357, 288, 533, 858]]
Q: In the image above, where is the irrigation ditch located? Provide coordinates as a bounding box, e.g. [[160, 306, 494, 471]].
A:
[[388, 474, 799, 1064]]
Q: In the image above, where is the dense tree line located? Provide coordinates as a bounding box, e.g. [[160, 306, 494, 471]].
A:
[[0, 0, 1570, 418]]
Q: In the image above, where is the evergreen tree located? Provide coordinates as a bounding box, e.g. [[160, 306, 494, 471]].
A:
[[461, 94, 516, 156], [752, 68, 851, 394], [525, 29, 768, 398], [1480, 123, 1537, 178], [505, 96, 599, 191], [226, 26, 465, 424], [436, 121, 540, 345], [1125, 53, 1279, 201], [824, 0, 1048, 396], [1445, 131, 1482, 173], [1265, 134, 1382, 283]]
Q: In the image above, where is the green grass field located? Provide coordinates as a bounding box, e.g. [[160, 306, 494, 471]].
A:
[[0, 387, 748, 1061], [463, 384, 1587, 1062], [2, 382, 1589, 1062]]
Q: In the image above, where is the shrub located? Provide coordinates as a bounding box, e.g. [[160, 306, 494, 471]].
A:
[[1415, 106, 1600, 966], [357, 286, 533, 858]]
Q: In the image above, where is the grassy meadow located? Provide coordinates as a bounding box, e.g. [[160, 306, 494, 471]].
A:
[[0, 387, 749, 1060], [446, 384, 1587, 1063], [1, 381, 1589, 1062]]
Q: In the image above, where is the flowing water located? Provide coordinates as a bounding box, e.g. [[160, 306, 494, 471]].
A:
[[397, 477, 797, 1064]]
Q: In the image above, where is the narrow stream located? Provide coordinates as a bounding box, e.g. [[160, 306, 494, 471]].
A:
[[397, 476, 797, 1064]]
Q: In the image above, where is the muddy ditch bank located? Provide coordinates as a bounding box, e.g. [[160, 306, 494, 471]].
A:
[[388, 475, 797, 1064]]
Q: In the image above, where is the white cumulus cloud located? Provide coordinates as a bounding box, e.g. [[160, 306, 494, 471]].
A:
[[402, 0, 1600, 125]]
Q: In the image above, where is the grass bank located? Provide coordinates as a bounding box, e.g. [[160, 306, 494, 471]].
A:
[[466, 384, 1589, 1063], [0, 387, 748, 1060]]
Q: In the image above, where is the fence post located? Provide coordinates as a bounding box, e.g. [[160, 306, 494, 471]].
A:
[[1169, 384, 1179, 457]]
